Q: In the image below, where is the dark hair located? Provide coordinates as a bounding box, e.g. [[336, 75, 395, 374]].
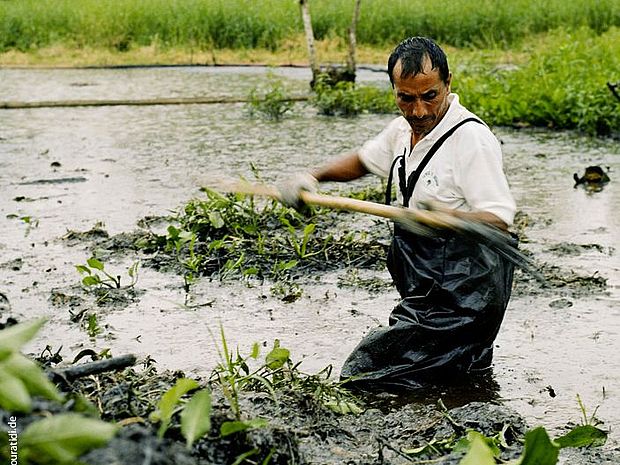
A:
[[387, 37, 450, 87]]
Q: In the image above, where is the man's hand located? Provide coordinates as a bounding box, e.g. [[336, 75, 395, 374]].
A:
[[277, 172, 318, 209]]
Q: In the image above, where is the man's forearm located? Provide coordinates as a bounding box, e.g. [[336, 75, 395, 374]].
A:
[[451, 210, 508, 231], [311, 152, 369, 183]]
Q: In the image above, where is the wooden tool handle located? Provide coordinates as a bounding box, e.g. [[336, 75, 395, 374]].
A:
[[300, 191, 402, 219], [227, 181, 458, 230]]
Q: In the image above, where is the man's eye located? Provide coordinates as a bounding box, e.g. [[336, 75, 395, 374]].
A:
[[423, 92, 437, 100], [399, 95, 414, 103]]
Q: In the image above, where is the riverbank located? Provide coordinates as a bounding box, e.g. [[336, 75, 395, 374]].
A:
[[0, 37, 390, 68]]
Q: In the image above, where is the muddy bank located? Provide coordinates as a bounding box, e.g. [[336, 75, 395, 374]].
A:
[[2, 354, 618, 465]]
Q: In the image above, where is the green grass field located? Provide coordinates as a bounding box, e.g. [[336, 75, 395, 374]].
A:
[[1, 0, 619, 52]]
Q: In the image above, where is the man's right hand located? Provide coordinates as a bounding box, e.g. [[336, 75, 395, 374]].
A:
[[277, 172, 318, 209]]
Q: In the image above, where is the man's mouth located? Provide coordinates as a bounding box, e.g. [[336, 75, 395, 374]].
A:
[[407, 116, 435, 127]]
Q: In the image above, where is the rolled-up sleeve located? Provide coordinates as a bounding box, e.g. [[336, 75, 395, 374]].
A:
[[358, 118, 405, 179], [454, 127, 516, 226]]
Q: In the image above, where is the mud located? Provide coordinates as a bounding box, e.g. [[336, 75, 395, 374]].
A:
[[1, 66, 619, 463], [2, 362, 619, 464]]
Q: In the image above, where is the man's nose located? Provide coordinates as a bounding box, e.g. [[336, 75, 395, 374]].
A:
[[412, 100, 427, 118]]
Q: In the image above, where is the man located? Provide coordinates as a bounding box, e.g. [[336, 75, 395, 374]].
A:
[[279, 37, 516, 389]]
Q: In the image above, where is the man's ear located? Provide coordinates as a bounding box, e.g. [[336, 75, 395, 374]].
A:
[[446, 72, 453, 92]]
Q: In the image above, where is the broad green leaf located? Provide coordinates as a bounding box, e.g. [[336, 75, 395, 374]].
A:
[[0, 318, 47, 356], [75, 265, 91, 275], [274, 260, 298, 272], [554, 425, 607, 449], [514, 427, 559, 465], [155, 378, 200, 437], [86, 258, 104, 271], [128, 261, 139, 278], [209, 211, 225, 229], [265, 340, 289, 370], [454, 430, 501, 457], [82, 276, 100, 286], [459, 432, 496, 465], [3, 352, 63, 401], [220, 418, 268, 437], [21, 413, 117, 463], [181, 389, 212, 449], [0, 370, 32, 412]]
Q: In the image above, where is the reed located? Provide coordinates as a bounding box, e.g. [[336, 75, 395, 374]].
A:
[[1, 0, 619, 52]]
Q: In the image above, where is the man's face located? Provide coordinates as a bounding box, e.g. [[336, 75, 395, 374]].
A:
[[392, 57, 452, 137]]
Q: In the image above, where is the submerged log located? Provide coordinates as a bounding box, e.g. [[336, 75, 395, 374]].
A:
[[0, 95, 310, 110], [50, 354, 138, 383]]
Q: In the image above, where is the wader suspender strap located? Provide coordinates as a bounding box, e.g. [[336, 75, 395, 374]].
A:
[[385, 117, 483, 206], [385, 148, 406, 205]]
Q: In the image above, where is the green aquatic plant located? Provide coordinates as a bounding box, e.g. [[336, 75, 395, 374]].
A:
[[138, 185, 387, 286], [165, 225, 201, 291], [311, 74, 395, 117], [246, 76, 294, 121], [86, 313, 102, 338], [149, 377, 200, 438], [210, 325, 363, 429], [76, 257, 139, 289], [210, 325, 276, 422]]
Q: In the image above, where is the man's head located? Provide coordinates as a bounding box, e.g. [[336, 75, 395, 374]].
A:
[[388, 37, 452, 137], [388, 37, 450, 86]]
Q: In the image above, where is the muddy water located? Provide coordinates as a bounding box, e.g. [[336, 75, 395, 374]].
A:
[[0, 66, 619, 447]]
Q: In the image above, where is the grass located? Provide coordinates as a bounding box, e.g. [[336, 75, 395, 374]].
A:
[[1, 0, 618, 54], [454, 27, 620, 136]]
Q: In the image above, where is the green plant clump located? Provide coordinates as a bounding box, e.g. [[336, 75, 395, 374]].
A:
[[455, 27, 620, 136], [246, 77, 295, 121], [138, 186, 387, 284], [311, 73, 396, 117], [146, 327, 609, 465]]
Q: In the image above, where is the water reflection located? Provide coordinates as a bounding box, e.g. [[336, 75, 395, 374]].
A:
[[356, 370, 502, 413]]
